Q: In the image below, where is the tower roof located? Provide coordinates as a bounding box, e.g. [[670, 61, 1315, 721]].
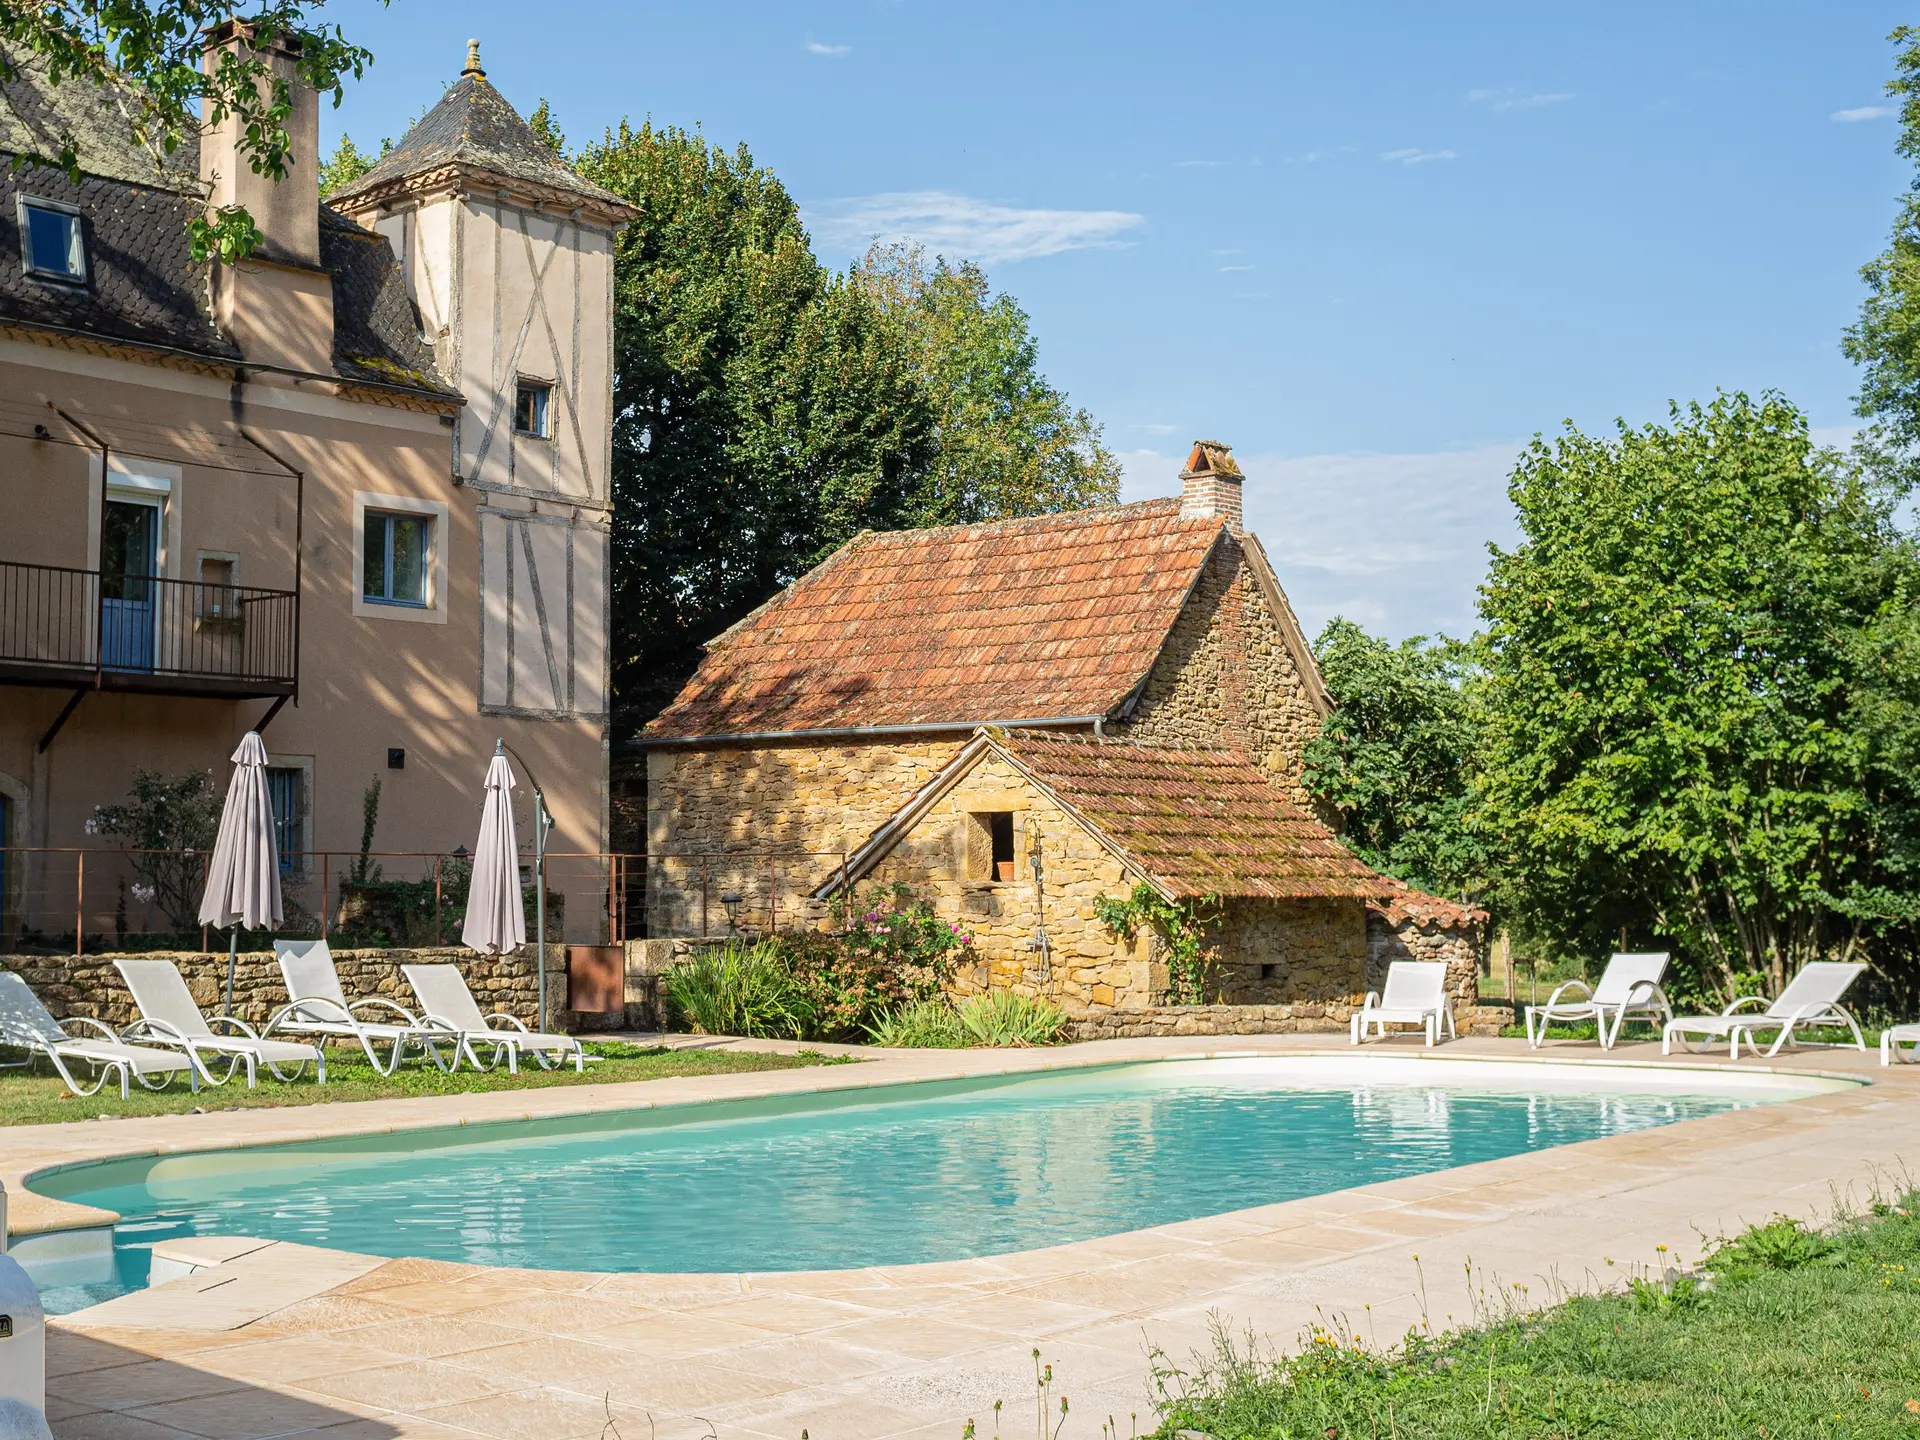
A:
[[328, 41, 633, 220]]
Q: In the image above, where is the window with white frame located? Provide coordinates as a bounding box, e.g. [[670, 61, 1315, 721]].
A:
[[18, 196, 86, 283], [362, 509, 432, 607]]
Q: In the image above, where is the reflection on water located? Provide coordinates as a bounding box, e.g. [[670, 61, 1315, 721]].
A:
[[29, 1069, 1747, 1312]]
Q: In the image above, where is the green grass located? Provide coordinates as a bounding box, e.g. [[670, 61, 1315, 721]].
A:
[[1147, 1197, 1920, 1439], [0, 1040, 854, 1128]]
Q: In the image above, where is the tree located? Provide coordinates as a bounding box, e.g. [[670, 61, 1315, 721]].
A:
[[1301, 619, 1484, 898], [527, 97, 564, 155], [1844, 25, 1920, 456], [317, 131, 378, 194], [1, 0, 379, 261], [1475, 392, 1920, 999], [850, 243, 1120, 524]]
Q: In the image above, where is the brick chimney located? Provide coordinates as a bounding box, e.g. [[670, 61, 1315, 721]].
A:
[[1179, 440, 1244, 531], [200, 24, 334, 374]]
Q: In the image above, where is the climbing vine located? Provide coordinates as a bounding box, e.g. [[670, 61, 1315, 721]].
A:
[[1093, 883, 1222, 1006]]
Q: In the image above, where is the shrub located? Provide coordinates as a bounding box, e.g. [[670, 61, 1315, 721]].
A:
[[865, 990, 1069, 1048], [781, 883, 974, 1038], [87, 768, 222, 934], [662, 940, 817, 1038], [865, 1000, 969, 1048]]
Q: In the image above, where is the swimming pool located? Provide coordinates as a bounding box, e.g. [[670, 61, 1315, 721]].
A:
[[23, 1055, 1848, 1314]]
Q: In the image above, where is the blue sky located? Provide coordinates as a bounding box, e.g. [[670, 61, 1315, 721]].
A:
[[323, 2, 1914, 640]]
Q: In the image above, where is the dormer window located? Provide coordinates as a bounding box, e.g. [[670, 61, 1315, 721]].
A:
[[513, 379, 551, 437], [18, 197, 85, 284]]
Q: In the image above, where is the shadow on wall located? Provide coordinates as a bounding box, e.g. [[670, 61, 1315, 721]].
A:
[[46, 1329, 397, 1437]]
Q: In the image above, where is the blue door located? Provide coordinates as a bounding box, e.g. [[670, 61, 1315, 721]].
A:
[[101, 498, 158, 671]]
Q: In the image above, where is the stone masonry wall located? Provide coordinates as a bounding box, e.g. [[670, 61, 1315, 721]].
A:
[[1112, 535, 1326, 810], [1, 946, 571, 1033], [1365, 908, 1484, 1010]]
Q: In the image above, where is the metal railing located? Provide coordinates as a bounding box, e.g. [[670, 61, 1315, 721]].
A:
[[0, 561, 298, 693]]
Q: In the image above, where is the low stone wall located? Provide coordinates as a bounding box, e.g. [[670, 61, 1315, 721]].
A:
[[0, 947, 574, 1033], [1066, 999, 1511, 1042]]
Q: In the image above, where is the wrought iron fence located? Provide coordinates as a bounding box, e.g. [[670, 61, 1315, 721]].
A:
[[0, 561, 297, 689]]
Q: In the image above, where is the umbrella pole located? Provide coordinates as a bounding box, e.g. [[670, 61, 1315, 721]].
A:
[[535, 793, 549, 1035], [223, 927, 237, 1018]]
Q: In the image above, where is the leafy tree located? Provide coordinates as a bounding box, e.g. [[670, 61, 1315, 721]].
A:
[[850, 243, 1120, 523], [87, 768, 223, 933], [527, 98, 564, 155], [1844, 25, 1920, 455], [1475, 392, 1920, 999], [1301, 619, 1484, 898], [1, 0, 380, 261], [317, 132, 378, 195]]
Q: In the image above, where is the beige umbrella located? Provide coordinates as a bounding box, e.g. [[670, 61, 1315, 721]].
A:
[[462, 741, 527, 956], [198, 731, 283, 1015]]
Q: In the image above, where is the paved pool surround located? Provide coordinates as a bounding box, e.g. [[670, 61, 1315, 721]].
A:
[[8, 1033, 1916, 1440]]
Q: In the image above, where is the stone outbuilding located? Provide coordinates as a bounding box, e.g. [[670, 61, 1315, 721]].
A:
[[640, 441, 1484, 1019]]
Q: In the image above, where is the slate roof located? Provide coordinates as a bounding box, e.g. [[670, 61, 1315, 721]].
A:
[[644, 499, 1230, 741], [998, 730, 1395, 901], [0, 50, 454, 399], [328, 69, 630, 213]]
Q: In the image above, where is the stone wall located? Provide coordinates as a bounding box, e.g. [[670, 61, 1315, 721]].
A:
[[1, 947, 572, 1032], [1111, 534, 1326, 810], [1365, 907, 1485, 1010], [1067, 1000, 1509, 1042]]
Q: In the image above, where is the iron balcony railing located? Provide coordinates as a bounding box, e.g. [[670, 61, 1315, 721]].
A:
[[0, 560, 298, 696]]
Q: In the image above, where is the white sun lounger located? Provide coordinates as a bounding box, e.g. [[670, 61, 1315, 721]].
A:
[[114, 959, 325, 1088], [1526, 952, 1673, 1050], [1882, 1023, 1920, 1066], [0, 971, 196, 1099], [1662, 961, 1868, 1060], [263, 939, 443, 1076], [1351, 960, 1455, 1046], [403, 964, 584, 1074]]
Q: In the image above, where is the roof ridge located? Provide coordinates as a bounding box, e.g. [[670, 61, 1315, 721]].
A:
[[848, 496, 1195, 549]]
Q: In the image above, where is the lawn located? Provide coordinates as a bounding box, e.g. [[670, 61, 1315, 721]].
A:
[[0, 1040, 853, 1127], [1146, 1196, 1920, 1439]]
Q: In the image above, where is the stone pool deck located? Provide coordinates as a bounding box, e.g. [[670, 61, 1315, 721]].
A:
[[9, 1033, 1918, 1440]]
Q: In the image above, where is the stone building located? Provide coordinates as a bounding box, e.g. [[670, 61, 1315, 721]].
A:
[[642, 442, 1484, 1016], [0, 39, 629, 941]]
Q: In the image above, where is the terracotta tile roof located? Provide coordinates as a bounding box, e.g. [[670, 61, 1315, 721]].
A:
[[644, 500, 1228, 741], [1368, 877, 1488, 931], [1000, 730, 1395, 901]]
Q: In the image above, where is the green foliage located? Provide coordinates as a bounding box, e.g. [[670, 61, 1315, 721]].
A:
[[1475, 392, 1920, 1000], [348, 776, 381, 883], [866, 990, 1069, 1048], [662, 939, 818, 1039], [1302, 618, 1485, 897], [571, 124, 1117, 721], [527, 98, 565, 155], [1149, 1196, 1920, 1439], [1845, 26, 1920, 460], [1, 0, 382, 258], [87, 768, 222, 933], [318, 132, 384, 195], [1094, 882, 1219, 1006], [850, 243, 1121, 523]]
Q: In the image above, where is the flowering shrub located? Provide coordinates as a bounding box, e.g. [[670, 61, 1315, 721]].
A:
[[89, 768, 223, 934]]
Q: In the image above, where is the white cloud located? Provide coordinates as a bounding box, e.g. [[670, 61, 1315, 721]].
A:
[[1832, 105, 1893, 122], [1119, 442, 1523, 641], [1381, 147, 1457, 165], [1218, 264, 1254, 272], [805, 39, 852, 56], [1211, 247, 1243, 256], [1175, 159, 1226, 168], [1469, 89, 1575, 112], [804, 191, 1143, 265]]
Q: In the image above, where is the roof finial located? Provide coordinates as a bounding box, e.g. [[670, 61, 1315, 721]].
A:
[[462, 38, 484, 78]]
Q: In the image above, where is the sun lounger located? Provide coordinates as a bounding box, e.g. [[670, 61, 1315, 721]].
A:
[[1882, 1023, 1920, 1066], [1526, 952, 1673, 1050], [1351, 960, 1455, 1046], [114, 959, 325, 1088], [0, 971, 196, 1099], [263, 939, 443, 1075], [403, 964, 584, 1074], [1662, 961, 1867, 1060]]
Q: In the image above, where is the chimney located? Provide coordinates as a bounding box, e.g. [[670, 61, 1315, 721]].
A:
[[200, 24, 334, 373], [1179, 439, 1244, 532]]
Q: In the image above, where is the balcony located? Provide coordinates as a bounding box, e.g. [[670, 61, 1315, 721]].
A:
[[0, 560, 298, 698]]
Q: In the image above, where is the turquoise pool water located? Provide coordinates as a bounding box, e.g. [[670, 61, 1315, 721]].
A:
[[24, 1056, 1839, 1313]]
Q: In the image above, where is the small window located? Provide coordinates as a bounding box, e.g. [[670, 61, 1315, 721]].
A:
[[197, 555, 237, 620], [266, 766, 305, 874], [513, 380, 551, 437], [19, 197, 86, 283], [363, 510, 430, 606], [967, 811, 1018, 881]]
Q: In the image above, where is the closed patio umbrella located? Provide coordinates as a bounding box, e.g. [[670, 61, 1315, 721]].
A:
[[198, 731, 283, 1015], [462, 741, 527, 956]]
